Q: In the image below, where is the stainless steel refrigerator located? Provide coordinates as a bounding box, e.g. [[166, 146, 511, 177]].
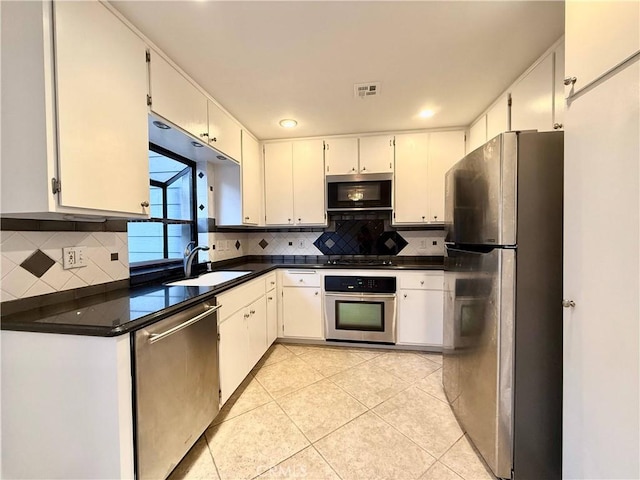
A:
[[443, 131, 563, 480]]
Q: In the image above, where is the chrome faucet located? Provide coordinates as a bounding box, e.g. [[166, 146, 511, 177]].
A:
[[183, 241, 210, 278]]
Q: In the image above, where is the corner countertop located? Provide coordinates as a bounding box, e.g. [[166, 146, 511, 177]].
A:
[[0, 258, 444, 337]]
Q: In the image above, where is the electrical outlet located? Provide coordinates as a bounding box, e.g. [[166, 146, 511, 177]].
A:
[[62, 246, 87, 269], [298, 239, 306, 249]]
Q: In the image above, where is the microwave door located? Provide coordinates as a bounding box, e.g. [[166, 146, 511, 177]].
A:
[[443, 246, 515, 479], [445, 133, 517, 246]]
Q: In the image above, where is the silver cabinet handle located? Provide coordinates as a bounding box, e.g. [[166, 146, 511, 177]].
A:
[[564, 77, 577, 86], [148, 305, 221, 344], [141, 201, 149, 208], [553, 123, 563, 130], [562, 299, 576, 308]]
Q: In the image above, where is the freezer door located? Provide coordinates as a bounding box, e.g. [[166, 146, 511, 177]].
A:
[[443, 246, 515, 479], [444, 133, 517, 246]]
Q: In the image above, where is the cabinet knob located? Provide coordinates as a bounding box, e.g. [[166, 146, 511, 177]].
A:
[[562, 299, 576, 308], [422, 216, 425, 220], [315, 291, 319, 296], [351, 167, 356, 172], [141, 201, 149, 208], [250, 309, 255, 315], [433, 215, 438, 220], [244, 216, 250, 220], [403, 293, 407, 298], [299, 279, 304, 283], [268, 296, 273, 300], [553, 123, 563, 130], [563, 76, 577, 86], [362, 166, 366, 171], [209, 137, 217, 143], [420, 280, 424, 285], [270, 281, 275, 285], [200, 132, 209, 138], [244, 313, 250, 318]]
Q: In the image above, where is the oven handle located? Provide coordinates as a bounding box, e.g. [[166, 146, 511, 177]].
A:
[[324, 292, 396, 299]]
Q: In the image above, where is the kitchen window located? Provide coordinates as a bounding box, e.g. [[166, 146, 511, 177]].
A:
[[128, 145, 196, 268]]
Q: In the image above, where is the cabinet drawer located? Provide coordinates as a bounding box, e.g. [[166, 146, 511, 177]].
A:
[[265, 272, 277, 291], [281, 269, 320, 287], [399, 272, 444, 290], [217, 277, 265, 321]]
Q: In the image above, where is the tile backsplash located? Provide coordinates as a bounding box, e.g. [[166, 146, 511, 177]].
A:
[[1, 231, 129, 302]]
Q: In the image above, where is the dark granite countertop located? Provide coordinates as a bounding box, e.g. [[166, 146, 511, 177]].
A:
[[0, 257, 443, 337]]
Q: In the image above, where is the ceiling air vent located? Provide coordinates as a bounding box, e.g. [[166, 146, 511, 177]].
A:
[[354, 82, 381, 99]]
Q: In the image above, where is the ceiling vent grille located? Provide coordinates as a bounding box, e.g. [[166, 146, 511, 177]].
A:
[[354, 82, 380, 99]]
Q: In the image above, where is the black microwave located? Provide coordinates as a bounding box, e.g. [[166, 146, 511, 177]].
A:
[[326, 174, 393, 211]]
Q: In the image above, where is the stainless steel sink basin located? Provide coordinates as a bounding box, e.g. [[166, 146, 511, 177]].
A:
[[166, 271, 252, 287]]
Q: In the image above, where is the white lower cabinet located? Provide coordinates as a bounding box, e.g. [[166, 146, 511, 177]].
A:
[[397, 272, 444, 347], [217, 275, 271, 405], [266, 274, 278, 345], [280, 270, 323, 339]]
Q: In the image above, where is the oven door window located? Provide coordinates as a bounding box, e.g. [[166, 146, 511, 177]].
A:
[[335, 301, 385, 332]]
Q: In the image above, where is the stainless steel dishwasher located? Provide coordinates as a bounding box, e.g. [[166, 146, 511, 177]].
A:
[[134, 301, 220, 480]]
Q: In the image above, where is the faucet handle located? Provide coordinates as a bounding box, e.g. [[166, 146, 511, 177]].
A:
[[184, 241, 196, 256]]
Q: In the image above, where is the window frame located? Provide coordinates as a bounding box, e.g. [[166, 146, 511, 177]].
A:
[[129, 143, 198, 271]]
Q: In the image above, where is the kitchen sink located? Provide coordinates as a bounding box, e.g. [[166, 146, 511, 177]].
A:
[[166, 271, 252, 287]]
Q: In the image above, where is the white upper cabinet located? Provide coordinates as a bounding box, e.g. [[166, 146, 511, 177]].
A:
[[359, 135, 394, 174], [264, 143, 294, 225], [486, 95, 510, 141], [241, 132, 261, 225], [468, 116, 487, 153], [394, 133, 429, 224], [427, 131, 465, 223], [148, 51, 208, 142], [324, 138, 359, 175], [0, 1, 149, 218], [207, 100, 242, 162], [394, 131, 464, 225], [565, 1, 640, 96], [511, 53, 554, 132], [292, 140, 326, 225]]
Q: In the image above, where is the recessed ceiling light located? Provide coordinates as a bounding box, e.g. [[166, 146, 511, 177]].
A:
[[191, 141, 203, 148], [419, 110, 435, 119], [279, 119, 298, 128], [153, 120, 171, 130]]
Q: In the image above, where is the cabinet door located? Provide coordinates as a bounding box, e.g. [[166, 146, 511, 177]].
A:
[[427, 131, 465, 224], [468, 116, 487, 153], [241, 133, 261, 225], [324, 138, 358, 175], [398, 289, 443, 346], [486, 95, 509, 141], [208, 100, 242, 162], [282, 287, 323, 339], [565, 1, 640, 96], [266, 292, 278, 346], [394, 133, 429, 224], [53, 1, 149, 215], [562, 60, 639, 479], [511, 54, 554, 132], [293, 140, 325, 225], [149, 51, 208, 141], [218, 310, 249, 405], [247, 297, 267, 368], [264, 142, 294, 225], [359, 135, 394, 174]]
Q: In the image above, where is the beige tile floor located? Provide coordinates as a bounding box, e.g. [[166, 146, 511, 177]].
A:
[[168, 344, 496, 480]]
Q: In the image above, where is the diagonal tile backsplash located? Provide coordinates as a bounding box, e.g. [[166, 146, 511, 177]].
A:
[[1, 231, 129, 302]]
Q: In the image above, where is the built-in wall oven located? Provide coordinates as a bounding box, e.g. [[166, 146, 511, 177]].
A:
[[324, 275, 397, 344]]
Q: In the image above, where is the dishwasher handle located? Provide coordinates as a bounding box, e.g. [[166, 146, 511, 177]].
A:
[[148, 304, 221, 344]]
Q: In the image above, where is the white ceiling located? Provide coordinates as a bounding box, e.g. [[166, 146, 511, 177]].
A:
[[110, 1, 564, 140]]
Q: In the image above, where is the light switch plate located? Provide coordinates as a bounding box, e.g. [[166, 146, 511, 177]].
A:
[[62, 246, 87, 269]]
